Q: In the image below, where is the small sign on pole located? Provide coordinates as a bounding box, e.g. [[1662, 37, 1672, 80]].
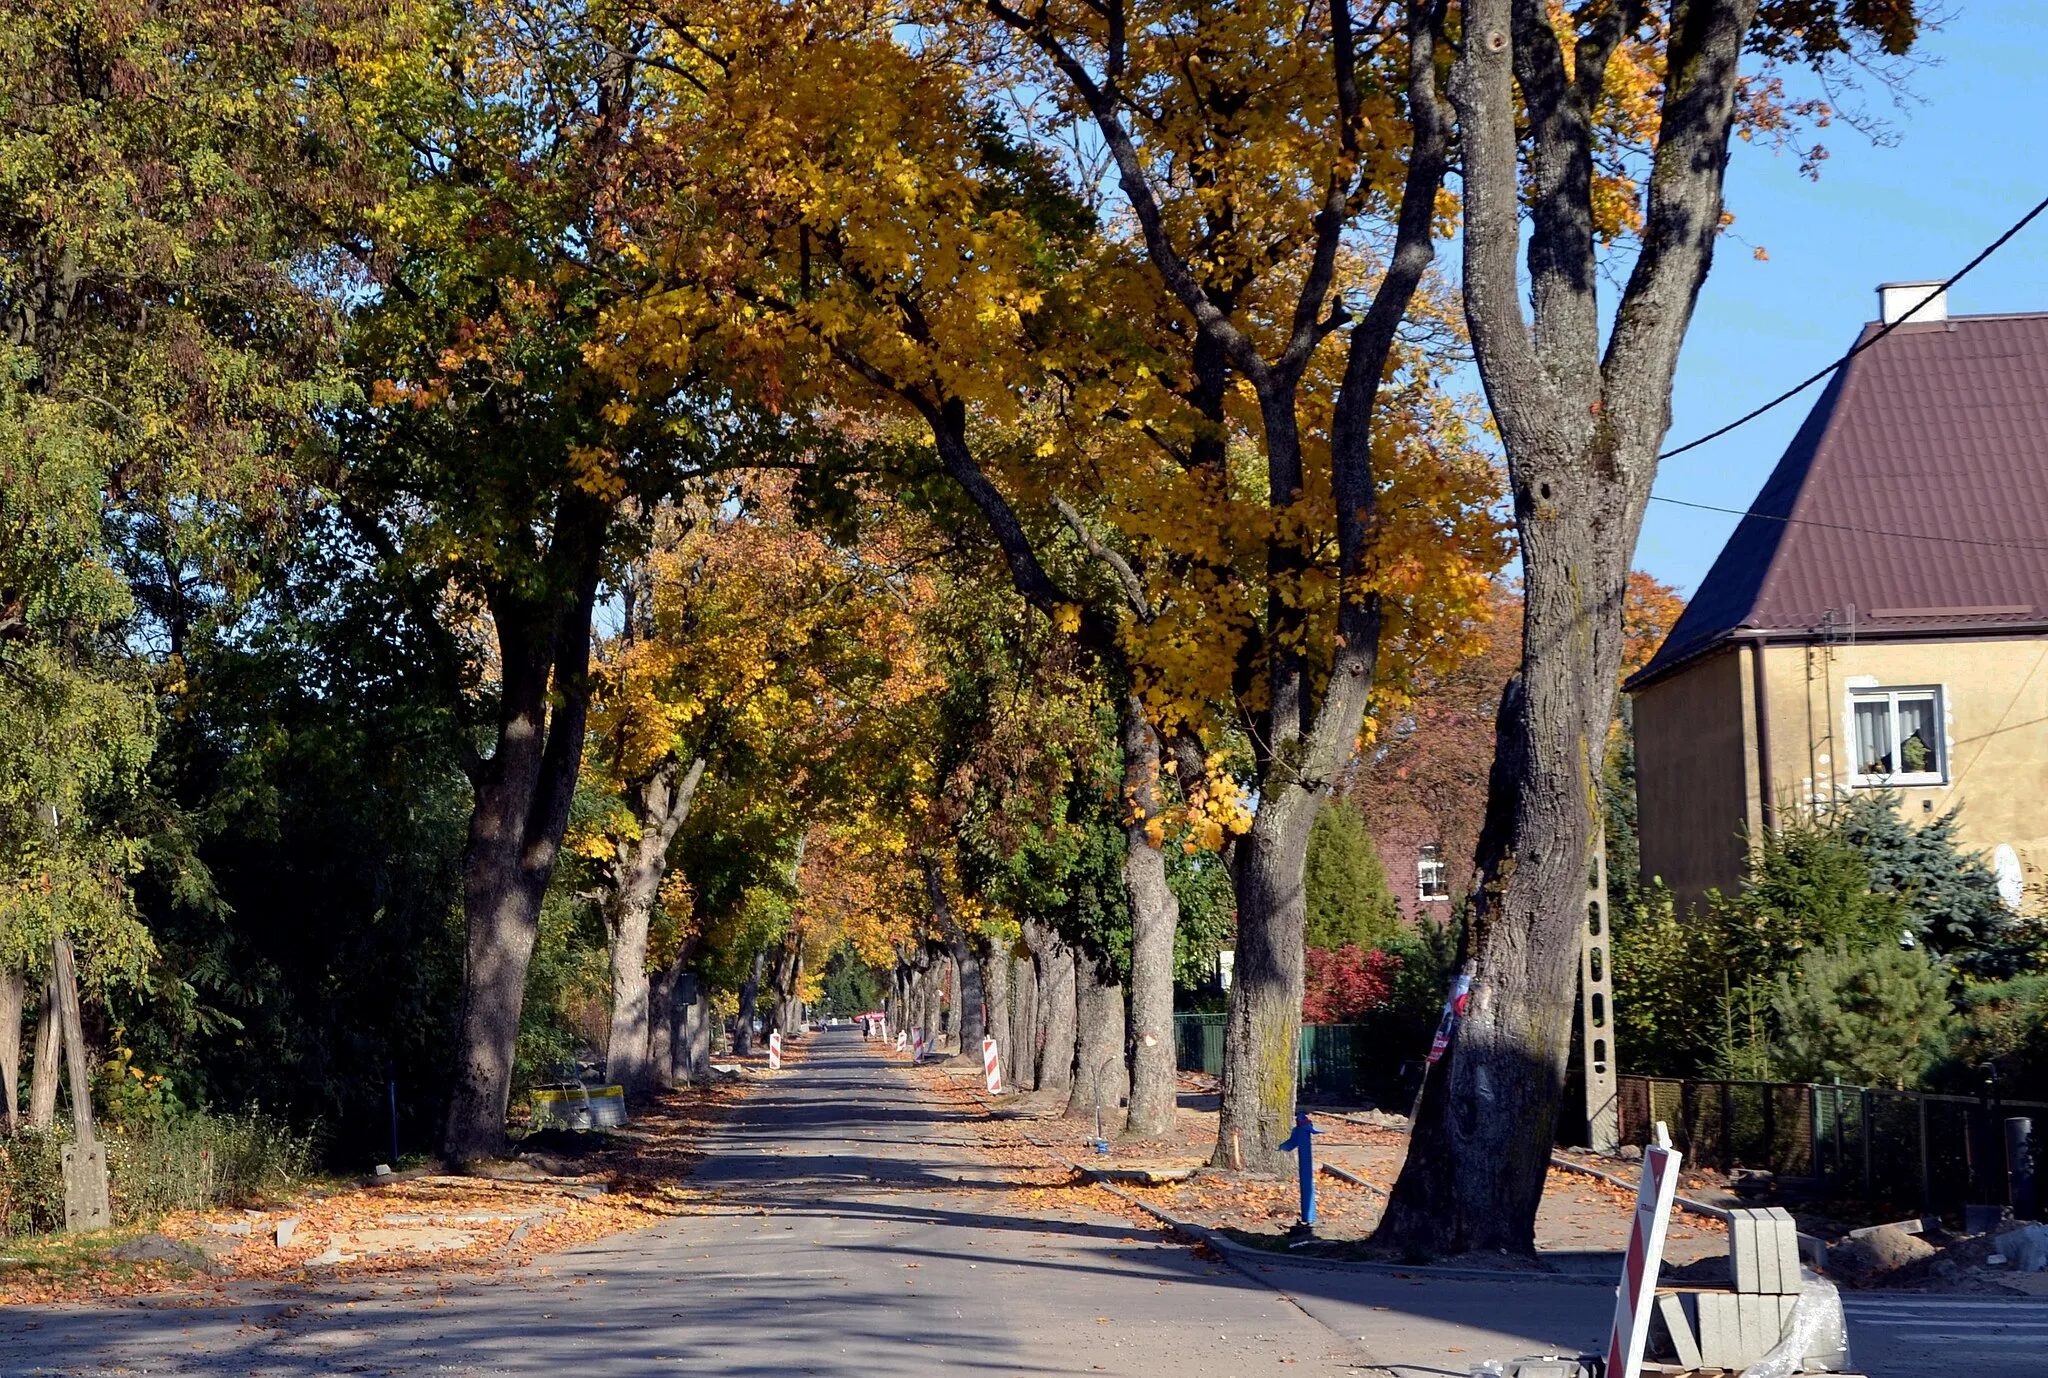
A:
[[767, 1030, 782, 1070], [1604, 1122, 1683, 1378], [983, 1037, 1003, 1094]]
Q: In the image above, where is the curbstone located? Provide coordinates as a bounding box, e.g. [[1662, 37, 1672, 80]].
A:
[[1548, 1153, 1730, 1223]]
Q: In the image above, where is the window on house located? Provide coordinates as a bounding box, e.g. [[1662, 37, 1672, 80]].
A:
[[1417, 845, 1450, 901], [1849, 687, 1945, 785]]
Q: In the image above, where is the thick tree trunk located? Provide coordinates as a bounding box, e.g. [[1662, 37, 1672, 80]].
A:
[[1026, 919, 1077, 1096], [679, 975, 711, 1079], [951, 940, 985, 1053], [1211, 788, 1322, 1173], [1378, 0, 1755, 1254], [0, 969, 21, 1133], [443, 521, 602, 1164], [648, 963, 678, 1087], [735, 949, 765, 1056], [1010, 950, 1038, 1090], [1119, 696, 1179, 1139], [919, 954, 942, 1048], [604, 756, 705, 1096], [27, 974, 57, 1131], [980, 941, 1009, 1087], [1068, 947, 1129, 1125], [924, 859, 984, 1058]]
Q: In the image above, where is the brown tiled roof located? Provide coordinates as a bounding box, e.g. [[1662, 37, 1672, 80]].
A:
[[1631, 310, 2048, 686]]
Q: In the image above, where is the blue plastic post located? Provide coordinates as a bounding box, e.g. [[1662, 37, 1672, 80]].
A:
[[1278, 1111, 1322, 1226]]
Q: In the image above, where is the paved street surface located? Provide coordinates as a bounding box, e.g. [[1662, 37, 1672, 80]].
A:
[[1, 1030, 2042, 1377]]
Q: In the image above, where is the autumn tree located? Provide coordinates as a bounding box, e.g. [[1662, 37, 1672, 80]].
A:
[[973, 0, 1512, 1171], [583, 0, 1219, 1136], [577, 477, 935, 1093], [324, 0, 774, 1160], [1380, 0, 1924, 1254]]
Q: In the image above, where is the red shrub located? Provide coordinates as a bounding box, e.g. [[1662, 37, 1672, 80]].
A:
[[1302, 944, 1401, 1023]]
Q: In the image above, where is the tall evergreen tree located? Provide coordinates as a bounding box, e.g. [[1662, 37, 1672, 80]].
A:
[[1303, 803, 1400, 953], [1773, 942, 1955, 1089]]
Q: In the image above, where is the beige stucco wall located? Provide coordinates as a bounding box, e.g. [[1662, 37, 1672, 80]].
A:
[[1634, 646, 1756, 913], [1761, 635, 2048, 897]]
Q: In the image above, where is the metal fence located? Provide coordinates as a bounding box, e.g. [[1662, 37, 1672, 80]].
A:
[[1619, 1074, 2047, 1215], [1174, 1013, 1411, 1106]]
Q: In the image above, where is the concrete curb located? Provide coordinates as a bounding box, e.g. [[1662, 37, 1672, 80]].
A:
[[950, 1068, 1612, 1286], [1547, 1154, 1732, 1223], [1084, 1175, 1616, 1286]]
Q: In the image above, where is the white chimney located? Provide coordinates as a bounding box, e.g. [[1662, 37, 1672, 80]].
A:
[[1878, 280, 1948, 326]]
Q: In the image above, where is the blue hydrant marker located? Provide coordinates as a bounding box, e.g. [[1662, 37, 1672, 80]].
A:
[[1278, 1111, 1322, 1227]]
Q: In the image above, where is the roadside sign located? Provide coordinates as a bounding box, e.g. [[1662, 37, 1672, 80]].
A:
[[1605, 1123, 1682, 1378]]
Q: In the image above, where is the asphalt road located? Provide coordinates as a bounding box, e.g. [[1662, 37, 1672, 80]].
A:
[[1, 1029, 2040, 1377]]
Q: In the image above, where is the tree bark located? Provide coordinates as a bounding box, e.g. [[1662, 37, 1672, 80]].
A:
[[1120, 695, 1179, 1138], [442, 498, 605, 1163], [735, 948, 765, 1056], [1378, 0, 1759, 1254], [1068, 946, 1129, 1125], [679, 974, 711, 1079], [1010, 949, 1038, 1090], [648, 962, 678, 1086], [980, 940, 1009, 1087], [604, 755, 706, 1096], [50, 934, 93, 1141], [1026, 919, 1077, 1096], [1211, 789, 1322, 1172], [925, 860, 985, 1055], [0, 969, 21, 1133], [27, 974, 57, 1131]]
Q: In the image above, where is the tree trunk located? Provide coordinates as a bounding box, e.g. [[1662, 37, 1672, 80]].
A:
[[735, 949, 765, 1056], [0, 969, 21, 1134], [951, 940, 985, 1053], [50, 934, 93, 1141], [648, 963, 678, 1087], [443, 520, 603, 1164], [604, 755, 705, 1096], [1120, 695, 1179, 1139], [1068, 946, 1129, 1125], [980, 941, 1009, 1088], [679, 974, 711, 1080], [1378, 0, 1758, 1254], [1211, 788, 1322, 1173], [1027, 919, 1077, 1097], [918, 954, 941, 1048], [27, 974, 57, 1131], [1010, 950, 1038, 1090]]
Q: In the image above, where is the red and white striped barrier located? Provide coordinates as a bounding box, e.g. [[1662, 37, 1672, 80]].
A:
[[1605, 1123, 1682, 1378], [982, 1037, 1003, 1094], [911, 1027, 926, 1062], [767, 1030, 782, 1071], [894, 1030, 905, 1052]]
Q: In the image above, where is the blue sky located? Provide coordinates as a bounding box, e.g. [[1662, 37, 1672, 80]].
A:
[[1636, 3, 2048, 595]]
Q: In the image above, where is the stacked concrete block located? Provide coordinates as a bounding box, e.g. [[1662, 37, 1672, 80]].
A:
[[1730, 1206, 1804, 1294], [1653, 1207, 1809, 1372]]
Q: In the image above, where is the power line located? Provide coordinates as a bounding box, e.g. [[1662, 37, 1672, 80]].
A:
[[1659, 191, 2048, 460], [1647, 494, 2048, 554]]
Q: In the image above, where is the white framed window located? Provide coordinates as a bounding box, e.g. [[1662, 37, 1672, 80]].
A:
[[1848, 686, 1945, 786], [1417, 844, 1450, 901]]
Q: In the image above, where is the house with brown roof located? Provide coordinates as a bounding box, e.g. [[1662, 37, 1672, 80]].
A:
[[1627, 283, 2048, 916]]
